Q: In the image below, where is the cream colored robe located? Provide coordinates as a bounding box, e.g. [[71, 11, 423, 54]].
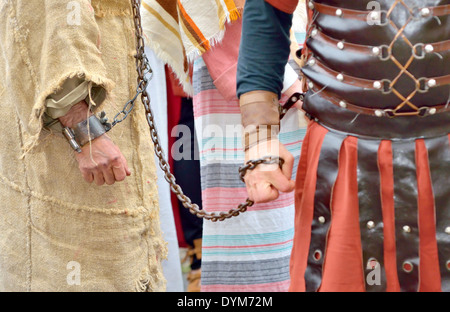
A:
[[0, 0, 167, 291]]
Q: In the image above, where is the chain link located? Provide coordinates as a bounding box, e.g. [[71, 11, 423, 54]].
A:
[[126, 0, 253, 222], [238, 156, 285, 183]]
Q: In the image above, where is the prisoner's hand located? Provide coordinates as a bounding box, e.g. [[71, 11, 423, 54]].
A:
[[75, 134, 131, 185], [243, 139, 295, 203], [58, 100, 131, 185]]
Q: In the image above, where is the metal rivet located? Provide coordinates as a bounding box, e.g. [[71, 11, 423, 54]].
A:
[[367, 258, 379, 270], [373, 81, 382, 89], [339, 101, 347, 108], [424, 44, 434, 53], [429, 107, 437, 115], [308, 82, 314, 89], [446, 260, 450, 271], [445, 226, 450, 234], [420, 8, 431, 17], [313, 249, 322, 261], [375, 109, 383, 117], [308, 58, 316, 66], [318, 216, 326, 224], [336, 73, 344, 81], [372, 47, 380, 55], [337, 41, 344, 50], [369, 11, 379, 21], [427, 79, 436, 88], [403, 225, 411, 233], [308, 1, 314, 10], [311, 28, 318, 37], [367, 221, 375, 229], [402, 261, 413, 273], [335, 9, 343, 17]]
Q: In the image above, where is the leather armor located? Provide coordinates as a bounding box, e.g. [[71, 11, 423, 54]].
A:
[[301, 0, 450, 139]]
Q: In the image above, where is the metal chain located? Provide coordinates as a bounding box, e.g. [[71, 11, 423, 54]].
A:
[[128, 0, 253, 222], [238, 156, 285, 183]]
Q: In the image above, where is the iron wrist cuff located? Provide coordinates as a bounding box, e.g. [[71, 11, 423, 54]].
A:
[[62, 115, 107, 153]]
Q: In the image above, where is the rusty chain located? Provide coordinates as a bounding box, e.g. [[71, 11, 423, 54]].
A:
[[128, 0, 256, 222]]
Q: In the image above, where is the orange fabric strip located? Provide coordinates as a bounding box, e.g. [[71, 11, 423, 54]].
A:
[[415, 139, 442, 291], [177, 0, 211, 51], [378, 140, 401, 292], [320, 135, 365, 291], [289, 121, 328, 292]]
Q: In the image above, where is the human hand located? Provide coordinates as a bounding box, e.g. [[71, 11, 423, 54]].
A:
[[75, 134, 131, 185], [242, 139, 295, 203], [58, 100, 131, 185]]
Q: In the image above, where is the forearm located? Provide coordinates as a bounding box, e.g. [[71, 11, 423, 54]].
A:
[[58, 100, 92, 128], [236, 0, 299, 203], [236, 0, 293, 99]]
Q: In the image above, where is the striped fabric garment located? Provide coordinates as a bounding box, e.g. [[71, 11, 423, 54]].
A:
[[141, 0, 242, 96], [193, 56, 306, 291], [192, 10, 308, 289]]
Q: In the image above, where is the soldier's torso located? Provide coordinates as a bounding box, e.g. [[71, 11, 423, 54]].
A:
[[301, 0, 450, 138]]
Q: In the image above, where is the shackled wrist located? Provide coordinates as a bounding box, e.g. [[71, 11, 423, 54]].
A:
[[62, 114, 107, 153]]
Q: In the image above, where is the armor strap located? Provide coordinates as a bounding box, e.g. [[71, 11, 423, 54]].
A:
[[311, 85, 450, 118], [307, 59, 450, 117], [312, 1, 450, 20], [311, 27, 450, 58]]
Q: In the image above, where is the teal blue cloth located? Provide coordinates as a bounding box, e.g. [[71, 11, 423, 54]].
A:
[[236, 0, 293, 99]]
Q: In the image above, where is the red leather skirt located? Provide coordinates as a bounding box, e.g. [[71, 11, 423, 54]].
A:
[[289, 121, 449, 292]]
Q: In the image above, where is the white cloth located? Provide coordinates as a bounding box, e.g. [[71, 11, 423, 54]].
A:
[[145, 48, 184, 292]]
